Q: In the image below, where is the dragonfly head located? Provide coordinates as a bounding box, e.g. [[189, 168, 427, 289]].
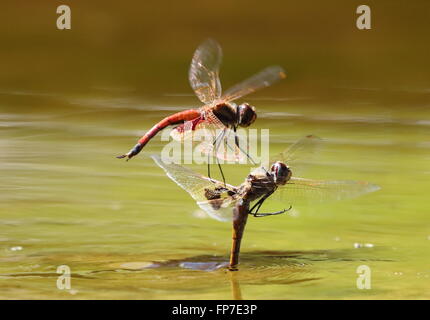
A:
[[237, 103, 257, 127], [270, 161, 292, 186]]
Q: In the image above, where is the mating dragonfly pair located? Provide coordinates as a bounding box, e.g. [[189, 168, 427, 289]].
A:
[[118, 38, 286, 183], [118, 39, 380, 271]]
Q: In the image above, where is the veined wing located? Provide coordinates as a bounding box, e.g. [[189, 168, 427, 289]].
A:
[[170, 108, 226, 142], [268, 135, 322, 177], [170, 116, 203, 142], [271, 177, 380, 205], [170, 110, 248, 162], [189, 39, 223, 105], [193, 125, 249, 163], [221, 66, 286, 102], [151, 155, 238, 221], [197, 196, 238, 222]]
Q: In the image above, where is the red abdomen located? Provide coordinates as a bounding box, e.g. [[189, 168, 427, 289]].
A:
[[117, 109, 202, 160], [138, 109, 201, 146]]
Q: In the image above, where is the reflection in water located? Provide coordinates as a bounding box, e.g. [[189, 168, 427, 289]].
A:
[[148, 248, 394, 299], [104, 248, 388, 299], [179, 262, 228, 272], [229, 272, 243, 300], [1, 0, 430, 301]]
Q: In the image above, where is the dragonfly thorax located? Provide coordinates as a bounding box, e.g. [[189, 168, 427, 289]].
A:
[[210, 102, 238, 127], [270, 161, 292, 186], [209, 101, 256, 128]]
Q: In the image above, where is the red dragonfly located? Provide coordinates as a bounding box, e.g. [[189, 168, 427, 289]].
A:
[[118, 39, 286, 173], [151, 135, 380, 271]]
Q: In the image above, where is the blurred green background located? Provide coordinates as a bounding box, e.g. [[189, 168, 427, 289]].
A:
[[0, 1, 429, 299]]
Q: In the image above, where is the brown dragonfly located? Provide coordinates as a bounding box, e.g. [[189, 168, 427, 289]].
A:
[[118, 39, 286, 181], [151, 135, 380, 271]]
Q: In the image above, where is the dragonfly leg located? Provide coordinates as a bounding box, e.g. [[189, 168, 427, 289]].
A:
[[207, 154, 212, 180], [212, 129, 227, 186], [216, 158, 226, 186], [234, 129, 256, 166], [249, 190, 275, 216], [249, 197, 265, 215], [227, 128, 268, 173], [253, 205, 292, 218], [233, 126, 241, 162], [207, 129, 225, 183]]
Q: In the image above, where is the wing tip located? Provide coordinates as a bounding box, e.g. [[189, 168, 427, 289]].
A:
[[204, 37, 219, 45], [366, 183, 381, 193], [305, 134, 322, 141], [196, 38, 222, 54], [279, 70, 287, 79], [270, 65, 287, 79]]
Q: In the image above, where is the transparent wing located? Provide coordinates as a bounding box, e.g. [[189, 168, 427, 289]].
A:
[[197, 197, 237, 222], [170, 108, 225, 142], [268, 135, 322, 177], [221, 66, 286, 102], [189, 39, 223, 105], [271, 177, 380, 205], [170, 109, 248, 162], [170, 118, 197, 142], [151, 155, 238, 221], [193, 126, 249, 163]]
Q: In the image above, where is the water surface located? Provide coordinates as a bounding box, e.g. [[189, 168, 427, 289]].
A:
[[1, 87, 429, 299], [0, 1, 429, 300]]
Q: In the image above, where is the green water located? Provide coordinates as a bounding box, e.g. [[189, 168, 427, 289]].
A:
[[0, 87, 429, 299], [0, 1, 429, 300]]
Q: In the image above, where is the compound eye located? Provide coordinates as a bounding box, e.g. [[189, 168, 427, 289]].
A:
[[270, 162, 279, 173], [270, 162, 291, 185], [238, 103, 257, 127]]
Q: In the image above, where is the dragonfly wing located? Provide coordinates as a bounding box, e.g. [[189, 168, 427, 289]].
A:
[[168, 108, 249, 162], [197, 197, 237, 222], [189, 39, 223, 105], [271, 177, 380, 205], [268, 135, 322, 176], [151, 155, 238, 221], [194, 127, 249, 163], [214, 127, 249, 163], [170, 118, 200, 142], [221, 66, 286, 102]]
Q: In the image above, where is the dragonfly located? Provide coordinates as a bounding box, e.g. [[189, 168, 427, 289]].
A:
[[118, 38, 286, 182], [151, 135, 380, 271]]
